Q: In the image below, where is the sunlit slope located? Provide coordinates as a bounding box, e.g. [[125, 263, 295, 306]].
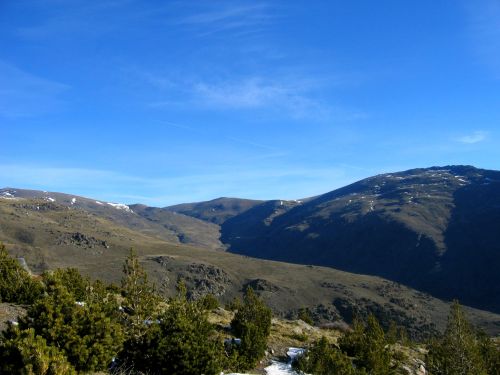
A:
[[1, 194, 499, 337], [218, 166, 500, 313]]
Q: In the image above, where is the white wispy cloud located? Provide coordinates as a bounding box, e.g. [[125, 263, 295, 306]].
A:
[[147, 75, 364, 122], [463, 0, 500, 77], [176, 2, 276, 37], [0, 163, 357, 206], [0, 61, 69, 118], [456, 131, 488, 144], [15, 0, 136, 39], [193, 77, 328, 119]]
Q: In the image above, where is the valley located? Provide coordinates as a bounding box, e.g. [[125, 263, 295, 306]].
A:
[[1, 165, 500, 337]]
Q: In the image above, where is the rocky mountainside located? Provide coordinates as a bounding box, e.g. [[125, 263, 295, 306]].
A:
[[1, 188, 500, 337], [0, 188, 223, 250], [166, 197, 263, 224], [214, 166, 500, 313], [1, 165, 500, 332]]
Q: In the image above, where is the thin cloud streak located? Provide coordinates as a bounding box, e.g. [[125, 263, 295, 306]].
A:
[[0, 60, 69, 118], [464, 0, 500, 77], [147, 75, 365, 122], [14, 0, 139, 39], [175, 2, 277, 37], [456, 131, 488, 144], [179, 4, 269, 25], [0, 163, 357, 206]]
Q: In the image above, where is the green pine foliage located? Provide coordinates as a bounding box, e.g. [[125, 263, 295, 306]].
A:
[[298, 307, 314, 325], [477, 331, 500, 375], [0, 242, 43, 304], [426, 301, 492, 375], [18, 281, 124, 372], [0, 325, 76, 375], [197, 293, 220, 311], [120, 293, 225, 375], [293, 336, 358, 375], [339, 314, 396, 374], [42, 268, 89, 301], [225, 296, 243, 311], [230, 287, 272, 370], [120, 248, 161, 335]]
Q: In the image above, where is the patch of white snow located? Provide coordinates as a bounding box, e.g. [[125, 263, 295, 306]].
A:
[[265, 361, 300, 375], [107, 202, 133, 213], [286, 348, 305, 361]]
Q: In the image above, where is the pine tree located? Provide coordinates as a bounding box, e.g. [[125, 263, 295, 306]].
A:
[[120, 248, 160, 336], [293, 336, 357, 375], [42, 267, 89, 301], [0, 325, 76, 375], [477, 330, 500, 375], [121, 293, 225, 375], [230, 288, 272, 370], [339, 314, 395, 375], [18, 281, 124, 372], [0, 242, 43, 304], [426, 301, 488, 375]]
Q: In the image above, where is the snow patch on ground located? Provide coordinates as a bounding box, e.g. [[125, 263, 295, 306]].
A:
[[107, 202, 133, 213], [71, 198, 76, 205], [0, 191, 18, 200], [264, 348, 304, 375], [264, 361, 301, 375], [95, 201, 104, 205], [224, 347, 304, 375], [286, 348, 305, 362]]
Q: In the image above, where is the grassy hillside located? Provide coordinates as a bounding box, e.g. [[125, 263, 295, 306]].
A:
[[1, 195, 500, 338], [0, 188, 223, 250], [166, 197, 263, 224], [219, 166, 500, 313]]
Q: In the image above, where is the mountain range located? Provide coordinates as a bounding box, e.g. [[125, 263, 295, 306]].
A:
[[1, 165, 499, 336]]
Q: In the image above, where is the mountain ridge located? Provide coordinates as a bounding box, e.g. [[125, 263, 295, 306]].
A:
[[2, 165, 499, 316], [214, 165, 500, 313]]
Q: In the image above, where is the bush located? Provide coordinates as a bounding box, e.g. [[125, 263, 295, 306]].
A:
[[18, 282, 124, 372], [0, 325, 76, 375], [477, 330, 500, 375], [339, 314, 396, 374], [230, 288, 272, 370], [42, 267, 89, 301], [293, 336, 357, 375], [120, 249, 161, 336], [298, 307, 314, 325], [225, 297, 243, 311], [426, 301, 490, 375], [0, 242, 43, 304], [120, 295, 224, 375], [289, 332, 309, 342], [198, 293, 219, 310]]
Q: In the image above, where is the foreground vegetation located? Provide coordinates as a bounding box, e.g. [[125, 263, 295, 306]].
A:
[[0, 243, 272, 374], [0, 242, 499, 374]]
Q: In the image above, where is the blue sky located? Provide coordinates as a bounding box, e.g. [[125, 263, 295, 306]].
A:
[[1, 0, 499, 206]]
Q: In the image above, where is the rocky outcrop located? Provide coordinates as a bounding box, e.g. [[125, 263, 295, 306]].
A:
[[178, 263, 232, 299], [57, 232, 109, 253]]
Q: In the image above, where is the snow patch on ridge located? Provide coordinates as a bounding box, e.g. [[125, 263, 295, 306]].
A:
[[107, 202, 133, 213], [0, 190, 19, 200]]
